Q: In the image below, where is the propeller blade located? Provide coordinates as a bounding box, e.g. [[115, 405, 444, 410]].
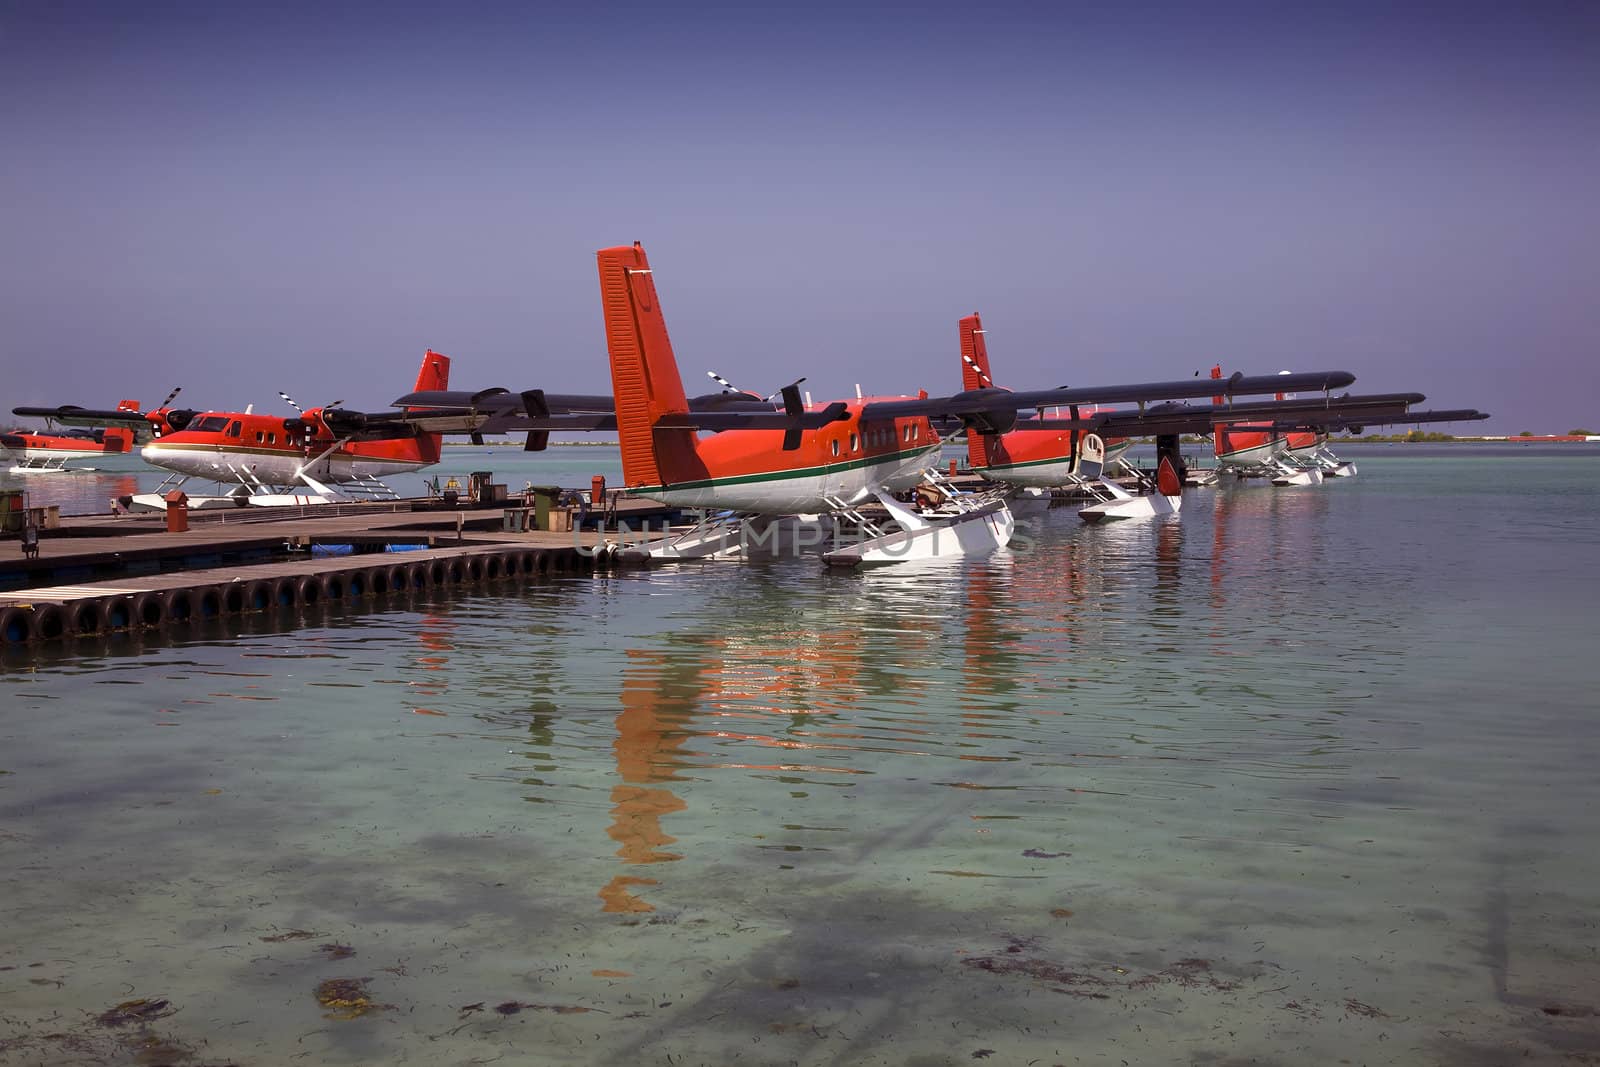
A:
[[771, 377, 806, 404], [278, 391, 303, 413], [159, 386, 182, 408], [520, 389, 551, 451], [776, 382, 813, 449]]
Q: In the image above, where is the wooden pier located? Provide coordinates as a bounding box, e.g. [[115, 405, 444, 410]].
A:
[[0, 497, 674, 645]]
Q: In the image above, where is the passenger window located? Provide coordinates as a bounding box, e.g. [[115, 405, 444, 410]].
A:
[[831, 439, 840, 458], [255, 431, 264, 443], [849, 432, 858, 453], [227, 421, 242, 438]]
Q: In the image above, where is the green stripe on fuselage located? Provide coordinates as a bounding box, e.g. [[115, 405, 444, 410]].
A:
[[622, 444, 940, 496]]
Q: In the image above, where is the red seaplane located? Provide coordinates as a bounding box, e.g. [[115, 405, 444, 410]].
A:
[[942, 336, 1492, 517], [2, 401, 143, 473], [14, 352, 453, 509], [956, 313, 1132, 485], [1203, 363, 1491, 487]]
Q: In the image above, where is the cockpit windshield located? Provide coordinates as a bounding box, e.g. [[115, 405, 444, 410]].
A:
[[188, 416, 230, 433]]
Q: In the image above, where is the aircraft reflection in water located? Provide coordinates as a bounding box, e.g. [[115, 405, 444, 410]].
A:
[[602, 647, 697, 914], [0, 470, 144, 517], [408, 613, 458, 715], [597, 585, 957, 914]]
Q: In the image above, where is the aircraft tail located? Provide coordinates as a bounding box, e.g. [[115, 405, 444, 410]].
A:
[[1209, 364, 1225, 457], [959, 313, 994, 467], [406, 351, 450, 463], [412, 350, 451, 398], [596, 242, 702, 489]]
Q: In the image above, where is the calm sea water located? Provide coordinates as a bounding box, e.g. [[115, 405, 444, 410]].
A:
[[3, 445, 1598, 1065]]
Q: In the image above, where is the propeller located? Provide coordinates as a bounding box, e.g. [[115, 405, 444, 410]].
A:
[[158, 386, 182, 408], [707, 370, 741, 394], [777, 380, 808, 451], [520, 389, 550, 452], [706, 370, 799, 404], [960, 349, 994, 388]]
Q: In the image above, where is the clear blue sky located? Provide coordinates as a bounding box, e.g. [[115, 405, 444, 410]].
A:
[[3, 1, 1595, 434]]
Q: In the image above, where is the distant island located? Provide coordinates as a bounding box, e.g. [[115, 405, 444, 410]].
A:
[[445, 439, 620, 447]]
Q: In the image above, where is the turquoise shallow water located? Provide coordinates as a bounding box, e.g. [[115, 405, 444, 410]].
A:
[[3, 446, 1599, 1065]]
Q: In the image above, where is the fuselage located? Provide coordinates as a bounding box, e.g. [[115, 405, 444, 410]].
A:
[[1282, 429, 1327, 459], [971, 424, 1130, 487], [1214, 424, 1287, 468], [1, 428, 133, 463], [971, 427, 1088, 487], [140, 411, 441, 485], [629, 399, 942, 513]]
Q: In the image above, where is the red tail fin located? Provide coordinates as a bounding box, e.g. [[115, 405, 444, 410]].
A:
[[960, 313, 993, 468], [1210, 364, 1227, 458], [413, 350, 451, 395], [102, 427, 133, 453], [116, 399, 140, 413], [404, 351, 450, 462], [596, 243, 701, 489]]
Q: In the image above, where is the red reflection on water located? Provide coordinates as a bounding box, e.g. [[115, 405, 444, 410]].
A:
[[409, 614, 455, 706], [600, 648, 697, 914]]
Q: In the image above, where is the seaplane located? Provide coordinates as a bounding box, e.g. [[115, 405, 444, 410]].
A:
[[948, 312, 1187, 522], [1206, 366, 1351, 486], [1, 409, 141, 473], [946, 316, 1386, 522], [954, 314, 1125, 484], [14, 352, 454, 510], [12, 388, 199, 453], [944, 332, 1495, 516], [1201, 364, 1491, 487], [395, 242, 1366, 566]]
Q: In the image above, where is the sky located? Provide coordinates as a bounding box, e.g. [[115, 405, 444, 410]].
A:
[[2, 1, 1596, 435]]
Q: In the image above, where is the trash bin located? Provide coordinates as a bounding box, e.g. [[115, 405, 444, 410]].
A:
[[0, 490, 22, 534], [529, 485, 562, 531], [165, 490, 190, 533]]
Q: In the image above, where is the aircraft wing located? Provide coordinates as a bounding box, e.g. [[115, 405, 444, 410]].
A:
[[858, 369, 1358, 434], [1268, 408, 1491, 433], [385, 386, 794, 436], [371, 382, 850, 450], [998, 392, 1427, 437], [391, 388, 619, 415], [13, 405, 154, 428], [974, 395, 1489, 438]]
